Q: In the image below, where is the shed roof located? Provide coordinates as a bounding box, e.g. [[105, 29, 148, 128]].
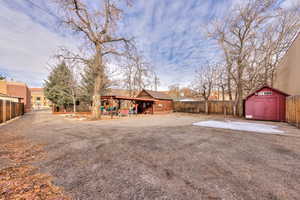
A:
[[245, 85, 290, 100], [142, 90, 172, 100]]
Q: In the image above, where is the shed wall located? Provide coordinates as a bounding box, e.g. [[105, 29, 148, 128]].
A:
[[153, 100, 173, 113]]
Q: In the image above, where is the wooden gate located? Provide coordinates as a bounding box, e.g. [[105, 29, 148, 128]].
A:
[[286, 95, 300, 128]]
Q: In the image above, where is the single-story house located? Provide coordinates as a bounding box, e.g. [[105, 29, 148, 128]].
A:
[[136, 89, 173, 114]]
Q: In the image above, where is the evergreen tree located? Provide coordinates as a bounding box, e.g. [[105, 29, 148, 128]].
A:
[[0, 74, 5, 80], [80, 60, 111, 103], [44, 62, 75, 108]]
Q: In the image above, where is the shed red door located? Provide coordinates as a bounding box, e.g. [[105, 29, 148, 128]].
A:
[[253, 97, 278, 121]]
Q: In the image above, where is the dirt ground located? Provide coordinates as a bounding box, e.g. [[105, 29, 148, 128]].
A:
[[1, 110, 300, 200]]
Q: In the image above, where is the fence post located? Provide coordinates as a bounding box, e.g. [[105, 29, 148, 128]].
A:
[[9, 101, 12, 120], [296, 97, 299, 128], [3, 100, 6, 122]]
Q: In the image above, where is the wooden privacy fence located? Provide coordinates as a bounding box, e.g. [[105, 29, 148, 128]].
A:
[[286, 96, 300, 128], [174, 101, 237, 115], [0, 99, 24, 124]]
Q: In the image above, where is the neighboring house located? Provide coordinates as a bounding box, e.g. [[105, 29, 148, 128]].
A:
[[274, 33, 300, 95], [30, 88, 51, 109], [136, 89, 173, 113], [0, 80, 31, 112]]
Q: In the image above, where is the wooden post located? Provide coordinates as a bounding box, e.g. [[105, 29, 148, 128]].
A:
[[2, 100, 5, 122], [296, 96, 299, 128], [10, 101, 12, 120], [152, 102, 154, 114]]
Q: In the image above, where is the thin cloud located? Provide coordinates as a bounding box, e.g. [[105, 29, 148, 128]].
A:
[[2, 0, 293, 89], [0, 1, 77, 87]]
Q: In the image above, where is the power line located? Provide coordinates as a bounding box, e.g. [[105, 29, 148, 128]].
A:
[[23, 0, 60, 20]]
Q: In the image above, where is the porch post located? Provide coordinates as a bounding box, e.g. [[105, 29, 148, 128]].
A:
[[152, 102, 154, 114]]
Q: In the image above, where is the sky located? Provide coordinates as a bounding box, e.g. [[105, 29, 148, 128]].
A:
[[0, 0, 297, 90]]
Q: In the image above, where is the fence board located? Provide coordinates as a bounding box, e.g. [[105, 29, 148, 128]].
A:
[[6, 101, 10, 121], [0, 100, 24, 124], [0, 100, 2, 123], [174, 101, 237, 115], [286, 96, 300, 128]]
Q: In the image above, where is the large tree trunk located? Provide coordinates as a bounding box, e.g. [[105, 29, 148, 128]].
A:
[[72, 96, 76, 113], [91, 75, 101, 119], [221, 86, 225, 101], [227, 69, 232, 101], [235, 82, 244, 117], [91, 44, 103, 120], [205, 100, 209, 115]]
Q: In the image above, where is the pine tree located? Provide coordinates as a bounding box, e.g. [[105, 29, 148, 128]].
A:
[[44, 62, 75, 109], [0, 74, 5, 80], [80, 61, 111, 103]]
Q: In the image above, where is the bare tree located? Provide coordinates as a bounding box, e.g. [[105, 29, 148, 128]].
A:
[[153, 71, 160, 91], [215, 63, 228, 101], [121, 50, 155, 96], [193, 62, 217, 114], [258, 7, 300, 87], [53, 0, 132, 119], [208, 0, 300, 116], [168, 84, 181, 100], [209, 0, 278, 116]]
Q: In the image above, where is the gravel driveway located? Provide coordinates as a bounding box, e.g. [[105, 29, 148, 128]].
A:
[[1, 110, 300, 200]]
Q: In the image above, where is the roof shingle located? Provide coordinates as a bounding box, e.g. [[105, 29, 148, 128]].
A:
[[144, 90, 172, 100]]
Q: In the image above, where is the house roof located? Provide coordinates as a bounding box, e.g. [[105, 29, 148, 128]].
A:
[[245, 85, 290, 100], [101, 95, 156, 102], [142, 89, 173, 100]]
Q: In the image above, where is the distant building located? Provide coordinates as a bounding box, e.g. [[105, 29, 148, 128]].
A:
[[176, 98, 201, 102], [0, 80, 31, 112], [30, 88, 51, 109], [274, 33, 300, 95]]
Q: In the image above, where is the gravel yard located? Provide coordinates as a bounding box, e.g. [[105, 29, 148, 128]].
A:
[[1, 110, 300, 200]]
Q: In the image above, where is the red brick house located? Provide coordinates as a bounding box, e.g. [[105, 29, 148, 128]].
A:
[[136, 90, 173, 114], [0, 80, 31, 112]]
